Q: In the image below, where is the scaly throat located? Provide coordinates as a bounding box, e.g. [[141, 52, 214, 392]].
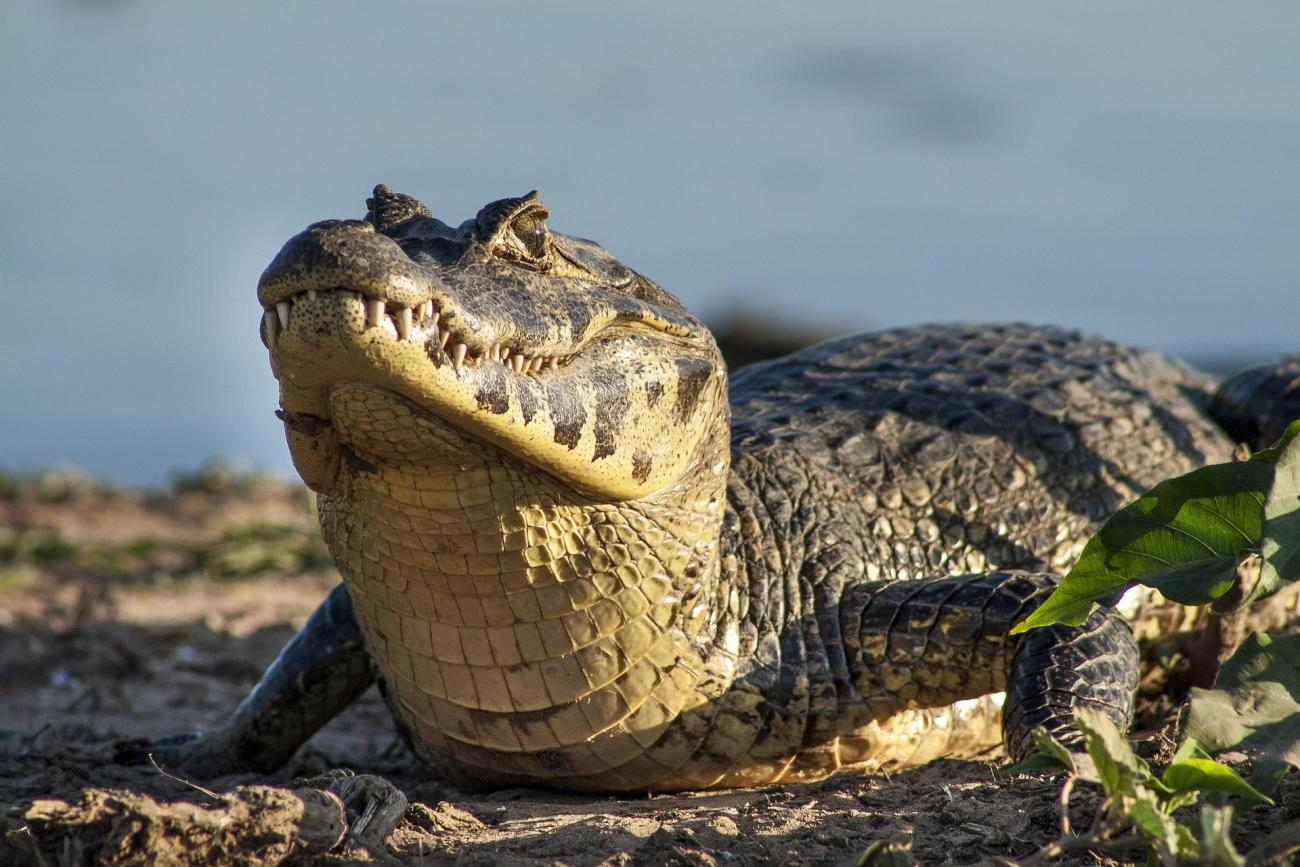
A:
[[315, 386, 736, 785]]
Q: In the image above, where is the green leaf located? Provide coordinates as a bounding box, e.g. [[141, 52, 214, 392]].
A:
[[1161, 757, 1271, 805], [1013, 460, 1269, 632], [1256, 422, 1300, 603], [1176, 823, 1202, 862], [1008, 727, 1111, 783], [1185, 632, 1300, 792], [1004, 727, 1077, 776], [1005, 751, 1070, 776], [1124, 786, 1181, 851], [1199, 805, 1246, 867], [1163, 790, 1200, 813], [1013, 419, 1300, 634], [1141, 556, 1242, 605], [1171, 737, 1208, 765], [1076, 708, 1146, 796], [1250, 759, 1291, 794]]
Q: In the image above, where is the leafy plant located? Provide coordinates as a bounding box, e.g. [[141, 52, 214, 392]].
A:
[[1184, 632, 1300, 792], [1004, 419, 1300, 863], [1005, 711, 1265, 866]]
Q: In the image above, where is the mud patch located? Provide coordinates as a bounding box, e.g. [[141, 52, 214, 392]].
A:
[[20, 784, 346, 866]]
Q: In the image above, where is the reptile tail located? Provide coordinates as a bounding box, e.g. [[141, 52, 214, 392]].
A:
[[1208, 358, 1300, 450]]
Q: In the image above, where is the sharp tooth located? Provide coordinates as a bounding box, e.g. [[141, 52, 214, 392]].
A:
[[511, 354, 525, 373], [366, 299, 385, 328], [263, 310, 279, 349], [395, 307, 413, 340], [547, 357, 559, 370], [451, 343, 468, 369], [489, 343, 500, 362], [307, 289, 317, 301], [276, 301, 291, 330], [430, 311, 440, 328], [423, 301, 435, 319], [440, 329, 452, 349]]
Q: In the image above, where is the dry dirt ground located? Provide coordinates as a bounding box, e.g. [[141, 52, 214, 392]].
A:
[[1, 468, 1297, 866]]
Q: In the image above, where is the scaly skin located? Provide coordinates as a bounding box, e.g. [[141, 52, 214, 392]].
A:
[[193, 185, 1276, 792]]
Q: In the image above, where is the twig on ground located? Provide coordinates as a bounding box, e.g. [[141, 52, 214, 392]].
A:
[[148, 754, 220, 802]]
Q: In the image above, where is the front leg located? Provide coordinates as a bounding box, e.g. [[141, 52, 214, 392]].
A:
[[840, 571, 1137, 760], [150, 583, 374, 777], [1002, 608, 1138, 759]]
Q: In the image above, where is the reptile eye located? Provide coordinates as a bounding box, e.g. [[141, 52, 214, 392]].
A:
[[510, 211, 549, 259], [473, 193, 553, 266]]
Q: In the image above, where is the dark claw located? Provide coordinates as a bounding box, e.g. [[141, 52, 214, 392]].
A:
[[297, 770, 408, 862]]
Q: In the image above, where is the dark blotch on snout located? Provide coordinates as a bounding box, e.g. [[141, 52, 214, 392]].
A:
[[674, 358, 714, 425], [631, 451, 653, 483], [474, 367, 511, 415], [546, 380, 587, 450]]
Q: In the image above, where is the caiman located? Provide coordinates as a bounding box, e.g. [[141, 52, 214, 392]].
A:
[[162, 185, 1300, 793]]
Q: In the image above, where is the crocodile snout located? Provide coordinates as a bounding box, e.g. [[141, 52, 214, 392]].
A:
[[257, 219, 437, 311]]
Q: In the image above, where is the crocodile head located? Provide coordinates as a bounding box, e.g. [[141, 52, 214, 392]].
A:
[[258, 185, 728, 502]]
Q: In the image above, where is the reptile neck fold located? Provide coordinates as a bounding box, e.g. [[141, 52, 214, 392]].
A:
[[316, 376, 745, 789]]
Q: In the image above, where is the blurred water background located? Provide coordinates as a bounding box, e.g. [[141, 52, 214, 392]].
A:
[[2, 1, 1297, 485]]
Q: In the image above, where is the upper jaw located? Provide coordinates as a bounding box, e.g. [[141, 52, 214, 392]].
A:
[[262, 288, 571, 376], [257, 219, 708, 375], [257, 219, 577, 374]]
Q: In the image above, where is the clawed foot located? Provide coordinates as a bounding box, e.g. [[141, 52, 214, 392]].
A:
[[116, 741, 409, 860], [296, 770, 409, 863]]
